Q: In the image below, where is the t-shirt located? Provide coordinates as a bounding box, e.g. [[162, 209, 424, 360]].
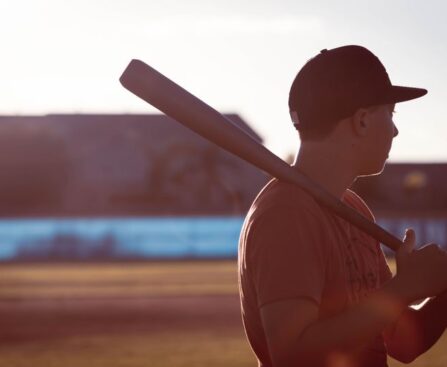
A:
[[238, 179, 393, 367]]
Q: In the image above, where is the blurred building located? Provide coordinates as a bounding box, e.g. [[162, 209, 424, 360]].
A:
[[0, 114, 268, 217], [0, 113, 445, 248], [352, 163, 447, 248]]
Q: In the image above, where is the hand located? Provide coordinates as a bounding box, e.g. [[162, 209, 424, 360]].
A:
[[395, 229, 447, 303]]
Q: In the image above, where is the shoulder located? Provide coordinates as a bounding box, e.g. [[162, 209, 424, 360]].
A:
[[240, 179, 331, 247], [248, 178, 322, 220]]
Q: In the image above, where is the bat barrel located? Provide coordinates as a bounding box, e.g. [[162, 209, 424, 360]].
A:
[[120, 60, 290, 177]]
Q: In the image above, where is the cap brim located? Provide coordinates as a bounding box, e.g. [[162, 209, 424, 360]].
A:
[[387, 85, 427, 104]]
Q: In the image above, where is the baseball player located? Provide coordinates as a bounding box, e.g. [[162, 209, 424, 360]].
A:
[[238, 45, 447, 367]]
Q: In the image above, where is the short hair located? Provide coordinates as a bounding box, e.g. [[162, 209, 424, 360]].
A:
[[295, 105, 383, 141], [293, 117, 340, 141]]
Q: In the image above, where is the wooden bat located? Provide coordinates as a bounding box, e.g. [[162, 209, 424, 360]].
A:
[[119, 59, 402, 252]]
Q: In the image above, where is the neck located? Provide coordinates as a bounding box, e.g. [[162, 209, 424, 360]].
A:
[[293, 141, 358, 198]]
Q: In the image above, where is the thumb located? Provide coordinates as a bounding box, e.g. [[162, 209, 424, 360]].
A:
[[402, 228, 416, 254]]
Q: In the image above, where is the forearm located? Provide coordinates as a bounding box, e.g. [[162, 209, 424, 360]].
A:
[[291, 278, 409, 363], [386, 290, 447, 362]]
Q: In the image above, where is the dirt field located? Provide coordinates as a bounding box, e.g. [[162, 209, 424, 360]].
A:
[[0, 261, 254, 367], [0, 261, 446, 367]]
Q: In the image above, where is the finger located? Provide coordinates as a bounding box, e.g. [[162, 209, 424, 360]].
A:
[[402, 228, 416, 253]]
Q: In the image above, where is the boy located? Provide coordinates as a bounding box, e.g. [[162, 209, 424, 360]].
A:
[[238, 45, 447, 366]]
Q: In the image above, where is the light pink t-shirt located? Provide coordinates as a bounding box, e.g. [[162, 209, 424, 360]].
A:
[[238, 179, 393, 367]]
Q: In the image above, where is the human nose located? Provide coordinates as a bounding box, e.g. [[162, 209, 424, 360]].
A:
[[393, 124, 399, 138]]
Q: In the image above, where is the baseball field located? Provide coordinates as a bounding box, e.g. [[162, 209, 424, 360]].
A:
[[1, 260, 446, 367]]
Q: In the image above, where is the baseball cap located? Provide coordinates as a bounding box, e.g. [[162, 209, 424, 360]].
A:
[[288, 45, 427, 131]]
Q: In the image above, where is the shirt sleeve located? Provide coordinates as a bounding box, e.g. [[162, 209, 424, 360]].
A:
[[249, 204, 330, 308]]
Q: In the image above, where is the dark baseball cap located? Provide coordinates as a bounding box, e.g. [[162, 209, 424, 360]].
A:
[[288, 45, 427, 130]]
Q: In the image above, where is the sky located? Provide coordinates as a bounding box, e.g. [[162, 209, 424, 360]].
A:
[[1, 0, 446, 162]]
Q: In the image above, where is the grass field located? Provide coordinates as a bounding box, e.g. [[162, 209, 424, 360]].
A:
[[1, 260, 446, 367]]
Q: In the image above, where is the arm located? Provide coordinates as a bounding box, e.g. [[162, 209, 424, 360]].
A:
[[260, 229, 447, 366], [385, 290, 447, 363], [261, 277, 408, 366]]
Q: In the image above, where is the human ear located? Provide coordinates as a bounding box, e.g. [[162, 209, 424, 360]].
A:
[[351, 108, 369, 136]]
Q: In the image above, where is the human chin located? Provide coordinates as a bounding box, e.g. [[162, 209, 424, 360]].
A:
[[358, 157, 388, 177]]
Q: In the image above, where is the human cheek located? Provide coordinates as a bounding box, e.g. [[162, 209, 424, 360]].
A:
[[384, 123, 394, 146], [375, 117, 394, 155], [383, 121, 396, 155], [383, 115, 395, 140]]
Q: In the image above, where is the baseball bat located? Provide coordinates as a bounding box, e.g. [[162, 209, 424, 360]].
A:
[[119, 59, 402, 252]]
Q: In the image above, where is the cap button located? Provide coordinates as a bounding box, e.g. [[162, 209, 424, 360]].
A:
[[320, 49, 328, 53]]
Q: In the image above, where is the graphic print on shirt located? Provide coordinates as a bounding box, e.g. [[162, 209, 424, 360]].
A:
[[344, 233, 381, 303]]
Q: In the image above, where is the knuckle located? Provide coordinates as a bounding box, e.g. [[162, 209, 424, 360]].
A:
[[425, 244, 440, 253], [418, 246, 430, 254]]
